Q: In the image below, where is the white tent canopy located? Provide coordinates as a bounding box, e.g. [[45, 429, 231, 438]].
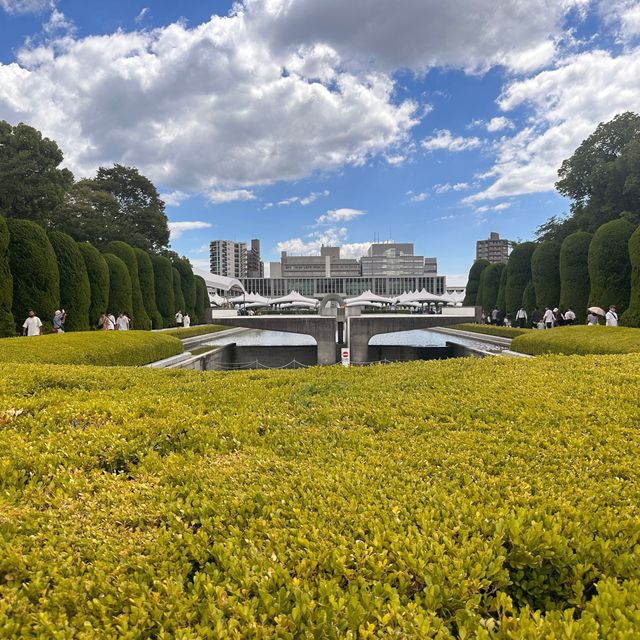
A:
[[270, 291, 318, 306], [192, 268, 245, 293], [228, 292, 270, 305], [345, 290, 394, 305], [209, 293, 226, 307]]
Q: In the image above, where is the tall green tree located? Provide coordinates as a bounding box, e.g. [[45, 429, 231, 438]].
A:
[[531, 241, 561, 309], [106, 241, 151, 330], [463, 259, 490, 306], [588, 219, 635, 314], [194, 276, 209, 324], [0, 216, 14, 337], [559, 231, 593, 323], [505, 242, 537, 314], [0, 121, 74, 226], [151, 254, 175, 327], [479, 263, 505, 312], [522, 281, 536, 315], [48, 231, 91, 331], [78, 243, 110, 328], [134, 248, 163, 329], [172, 267, 186, 317], [173, 258, 196, 316], [621, 225, 640, 327], [496, 265, 507, 311], [103, 254, 133, 318], [7, 218, 60, 332], [90, 165, 170, 251]]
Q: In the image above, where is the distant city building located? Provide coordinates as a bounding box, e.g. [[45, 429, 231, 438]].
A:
[[210, 240, 247, 278], [476, 232, 509, 264], [280, 246, 361, 278], [246, 238, 264, 278], [361, 243, 437, 277]]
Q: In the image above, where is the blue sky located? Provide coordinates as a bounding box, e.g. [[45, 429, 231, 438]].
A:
[[1, 1, 639, 280]]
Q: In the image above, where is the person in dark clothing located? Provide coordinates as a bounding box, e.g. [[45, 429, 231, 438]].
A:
[[531, 307, 541, 328]]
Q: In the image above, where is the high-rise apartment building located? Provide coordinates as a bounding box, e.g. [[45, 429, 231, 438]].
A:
[[247, 239, 264, 278], [210, 240, 247, 278], [476, 232, 509, 264]]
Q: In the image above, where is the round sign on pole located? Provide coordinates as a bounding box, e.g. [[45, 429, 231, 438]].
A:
[[341, 348, 350, 367]]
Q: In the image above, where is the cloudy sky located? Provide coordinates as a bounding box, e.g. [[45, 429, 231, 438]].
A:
[[1, 0, 639, 277]]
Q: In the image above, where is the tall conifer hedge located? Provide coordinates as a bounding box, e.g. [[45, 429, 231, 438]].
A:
[[7, 218, 60, 332], [78, 243, 110, 328], [559, 231, 592, 323], [134, 248, 163, 329], [588, 219, 635, 314], [106, 241, 151, 330], [531, 241, 561, 310], [478, 263, 505, 312], [151, 254, 175, 327], [620, 225, 640, 327], [172, 266, 186, 318], [496, 266, 507, 311], [103, 253, 133, 318], [48, 231, 91, 331], [173, 258, 196, 316], [194, 276, 209, 324], [463, 259, 489, 306], [0, 216, 14, 337], [505, 242, 537, 314]]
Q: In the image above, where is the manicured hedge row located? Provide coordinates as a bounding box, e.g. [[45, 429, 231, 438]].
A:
[[0, 356, 639, 636], [511, 325, 640, 355], [0, 215, 13, 337], [451, 323, 530, 338], [161, 325, 229, 339], [0, 331, 182, 366]]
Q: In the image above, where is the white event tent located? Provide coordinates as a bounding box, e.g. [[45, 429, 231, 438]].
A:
[[269, 291, 319, 306]]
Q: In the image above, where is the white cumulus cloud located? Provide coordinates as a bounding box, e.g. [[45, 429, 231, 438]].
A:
[[315, 208, 366, 225], [168, 221, 213, 240], [422, 129, 482, 152], [206, 190, 257, 205]]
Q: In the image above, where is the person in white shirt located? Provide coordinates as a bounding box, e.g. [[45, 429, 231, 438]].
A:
[[542, 306, 555, 329], [564, 308, 576, 325], [116, 313, 130, 330], [183, 313, 191, 328], [515, 307, 527, 328], [175, 310, 184, 327], [22, 309, 43, 336], [605, 306, 618, 326], [107, 313, 116, 330]]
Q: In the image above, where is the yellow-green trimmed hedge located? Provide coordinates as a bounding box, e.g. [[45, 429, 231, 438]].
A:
[[511, 325, 640, 355], [451, 323, 531, 339], [162, 325, 229, 339], [0, 355, 639, 636], [0, 331, 182, 366]]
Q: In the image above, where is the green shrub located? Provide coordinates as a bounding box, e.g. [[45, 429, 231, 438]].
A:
[[48, 231, 91, 331], [103, 253, 133, 319], [151, 254, 175, 327], [511, 325, 640, 355], [531, 241, 560, 309], [172, 266, 186, 316], [194, 275, 209, 324], [496, 264, 507, 310], [478, 263, 505, 313], [451, 323, 530, 338], [7, 218, 59, 333], [134, 248, 163, 329], [173, 258, 196, 316], [559, 231, 593, 324], [0, 215, 14, 337], [588, 219, 635, 314], [162, 325, 229, 339], [462, 259, 489, 305], [0, 355, 639, 635], [78, 242, 110, 329], [106, 241, 151, 330], [505, 242, 537, 314], [621, 225, 640, 327], [521, 280, 536, 316], [0, 330, 182, 366]]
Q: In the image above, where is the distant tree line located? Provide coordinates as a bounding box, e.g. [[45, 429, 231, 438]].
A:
[[464, 112, 640, 326], [0, 120, 209, 335]]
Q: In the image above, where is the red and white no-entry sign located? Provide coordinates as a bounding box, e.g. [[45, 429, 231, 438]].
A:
[[341, 348, 350, 367]]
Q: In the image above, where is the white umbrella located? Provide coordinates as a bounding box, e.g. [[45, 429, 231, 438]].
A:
[[270, 291, 319, 306]]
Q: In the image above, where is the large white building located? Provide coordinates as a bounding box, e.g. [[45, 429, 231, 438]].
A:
[[210, 240, 247, 278]]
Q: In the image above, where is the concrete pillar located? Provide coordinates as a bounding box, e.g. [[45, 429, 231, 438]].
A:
[[347, 318, 370, 364]]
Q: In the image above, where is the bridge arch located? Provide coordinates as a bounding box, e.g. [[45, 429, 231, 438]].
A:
[[319, 293, 344, 311]]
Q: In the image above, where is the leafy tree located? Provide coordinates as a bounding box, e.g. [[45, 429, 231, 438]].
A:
[[522, 281, 536, 315], [479, 263, 505, 313], [173, 258, 196, 316], [90, 165, 170, 251], [588, 219, 635, 314], [463, 259, 490, 306], [559, 231, 593, 323], [0, 216, 14, 337], [194, 276, 209, 324], [505, 242, 537, 314], [48, 232, 91, 331], [172, 266, 186, 317], [106, 241, 151, 330], [134, 248, 163, 329], [0, 121, 73, 226], [496, 265, 507, 311], [7, 218, 60, 332], [103, 254, 133, 318], [531, 241, 561, 309], [151, 254, 175, 327], [78, 243, 110, 328], [621, 225, 640, 326]]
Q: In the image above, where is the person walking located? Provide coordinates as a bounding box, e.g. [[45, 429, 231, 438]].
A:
[[22, 309, 43, 336], [605, 306, 618, 326], [98, 312, 115, 330], [515, 306, 527, 329], [586, 310, 599, 325], [564, 308, 576, 325], [531, 307, 541, 328], [175, 310, 184, 327], [116, 312, 130, 330], [542, 306, 555, 329], [53, 309, 66, 333], [491, 307, 499, 325], [183, 313, 191, 328]]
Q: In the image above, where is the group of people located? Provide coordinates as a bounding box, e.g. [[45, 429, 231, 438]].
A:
[[174, 310, 191, 327], [485, 305, 619, 329], [97, 312, 131, 330]]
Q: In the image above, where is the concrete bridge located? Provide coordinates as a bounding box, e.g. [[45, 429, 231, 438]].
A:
[[208, 307, 482, 365]]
